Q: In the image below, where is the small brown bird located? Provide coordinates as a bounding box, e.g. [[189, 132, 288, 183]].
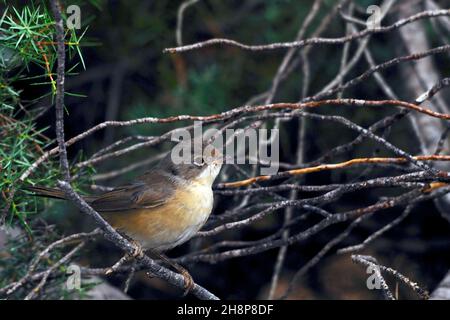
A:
[[26, 143, 223, 291]]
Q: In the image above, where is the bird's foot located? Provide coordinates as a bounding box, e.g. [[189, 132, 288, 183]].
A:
[[180, 268, 194, 296], [129, 240, 144, 259], [149, 251, 195, 295]]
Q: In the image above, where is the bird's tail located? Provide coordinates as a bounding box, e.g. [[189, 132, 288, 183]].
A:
[[25, 185, 68, 200]]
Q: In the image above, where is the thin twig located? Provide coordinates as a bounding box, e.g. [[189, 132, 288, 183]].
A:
[[164, 9, 450, 53]]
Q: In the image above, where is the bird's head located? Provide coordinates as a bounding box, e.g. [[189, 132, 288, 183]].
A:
[[160, 141, 223, 186]]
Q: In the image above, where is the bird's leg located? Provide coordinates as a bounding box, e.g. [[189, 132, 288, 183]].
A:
[[148, 251, 194, 295], [119, 232, 145, 259]]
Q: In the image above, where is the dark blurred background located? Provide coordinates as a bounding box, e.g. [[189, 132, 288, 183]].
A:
[[4, 0, 450, 299]]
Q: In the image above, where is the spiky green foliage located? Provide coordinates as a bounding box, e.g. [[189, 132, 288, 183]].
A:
[[0, 0, 90, 226], [0, 1, 92, 299]]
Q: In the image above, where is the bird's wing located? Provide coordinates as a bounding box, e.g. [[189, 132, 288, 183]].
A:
[[90, 170, 175, 212]]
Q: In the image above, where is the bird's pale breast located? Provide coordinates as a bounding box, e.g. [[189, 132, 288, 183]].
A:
[[103, 179, 214, 251]]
